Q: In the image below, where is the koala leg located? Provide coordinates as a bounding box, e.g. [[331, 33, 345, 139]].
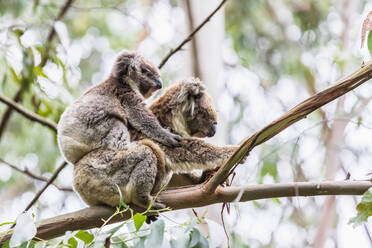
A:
[[127, 144, 166, 210]]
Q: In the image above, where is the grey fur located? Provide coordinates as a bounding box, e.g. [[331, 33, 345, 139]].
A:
[[73, 79, 239, 209], [57, 50, 181, 164]]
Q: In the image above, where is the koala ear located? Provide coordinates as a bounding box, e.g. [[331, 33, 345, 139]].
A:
[[112, 51, 137, 79]]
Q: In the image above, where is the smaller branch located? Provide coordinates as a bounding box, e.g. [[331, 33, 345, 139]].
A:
[[0, 94, 57, 132], [185, 0, 201, 78], [21, 161, 68, 213], [0, 89, 23, 139], [0, 158, 72, 192], [204, 61, 372, 193], [42, 0, 75, 66], [158, 0, 227, 69]]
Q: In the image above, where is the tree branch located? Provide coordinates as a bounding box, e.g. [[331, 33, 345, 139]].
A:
[[0, 180, 369, 243], [203, 61, 372, 193], [0, 94, 57, 132], [21, 162, 68, 213], [158, 0, 227, 69], [0, 158, 72, 192], [0, 90, 23, 139], [185, 0, 202, 78]]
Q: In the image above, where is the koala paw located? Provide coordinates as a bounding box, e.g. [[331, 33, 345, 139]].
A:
[[145, 215, 159, 224], [161, 132, 182, 147], [151, 198, 166, 210]]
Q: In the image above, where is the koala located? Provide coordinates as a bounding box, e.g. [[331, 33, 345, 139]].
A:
[[74, 78, 239, 209], [57, 50, 181, 164]]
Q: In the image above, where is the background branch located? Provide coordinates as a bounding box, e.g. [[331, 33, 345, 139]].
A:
[[20, 161, 68, 214], [158, 0, 227, 69], [0, 180, 369, 244], [0, 158, 72, 192], [0, 94, 57, 132], [204, 61, 372, 193]]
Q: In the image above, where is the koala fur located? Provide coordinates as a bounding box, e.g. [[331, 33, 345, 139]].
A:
[[74, 78, 238, 209], [57, 50, 181, 164]]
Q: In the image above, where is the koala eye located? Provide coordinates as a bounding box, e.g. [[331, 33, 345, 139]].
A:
[[141, 68, 149, 74]]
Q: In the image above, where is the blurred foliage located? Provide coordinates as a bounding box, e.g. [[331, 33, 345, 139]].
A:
[[0, 0, 371, 247], [349, 189, 372, 227]]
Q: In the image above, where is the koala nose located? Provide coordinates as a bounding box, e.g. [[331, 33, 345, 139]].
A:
[[208, 123, 217, 137], [155, 78, 162, 89]]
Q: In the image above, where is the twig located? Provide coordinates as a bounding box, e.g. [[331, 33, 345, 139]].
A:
[[0, 158, 72, 192], [0, 180, 370, 243], [0, 94, 57, 132], [158, 0, 227, 69], [185, 0, 201, 77], [203, 61, 372, 193], [43, 0, 75, 65], [0, 90, 23, 138], [21, 161, 68, 213]]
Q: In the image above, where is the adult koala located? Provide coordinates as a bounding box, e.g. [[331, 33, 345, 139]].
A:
[[74, 78, 239, 209]]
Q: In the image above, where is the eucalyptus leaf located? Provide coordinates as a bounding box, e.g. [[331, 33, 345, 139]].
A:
[[146, 219, 164, 247], [349, 188, 372, 227], [133, 237, 145, 248], [75, 230, 94, 244], [367, 32, 372, 56], [189, 228, 208, 248], [9, 213, 37, 248], [67, 237, 78, 248], [133, 213, 147, 232]]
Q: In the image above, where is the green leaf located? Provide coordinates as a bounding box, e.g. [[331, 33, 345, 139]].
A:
[[114, 184, 129, 209], [146, 219, 164, 247], [368, 32, 372, 56], [189, 228, 208, 248], [258, 159, 278, 184], [75, 230, 94, 244], [27, 240, 36, 248], [133, 213, 147, 232], [9, 213, 37, 247], [34, 45, 45, 65], [9, 67, 21, 86], [67, 237, 78, 248], [1, 240, 9, 248], [53, 57, 68, 85], [349, 189, 372, 227], [0, 222, 16, 227], [33, 67, 48, 79]]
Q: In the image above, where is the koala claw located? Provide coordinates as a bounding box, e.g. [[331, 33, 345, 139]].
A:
[[162, 133, 182, 147], [151, 199, 166, 210], [146, 215, 159, 224]]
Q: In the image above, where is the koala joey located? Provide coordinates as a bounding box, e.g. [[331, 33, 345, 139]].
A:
[[74, 78, 239, 209], [57, 50, 181, 165]]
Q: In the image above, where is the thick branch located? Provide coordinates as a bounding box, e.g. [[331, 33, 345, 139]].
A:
[[204, 61, 372, 193], [0, 94, 57, 132], [158, 0, 227, 69], [0, 180, 369, 243], [0, 158, 72, 191]]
